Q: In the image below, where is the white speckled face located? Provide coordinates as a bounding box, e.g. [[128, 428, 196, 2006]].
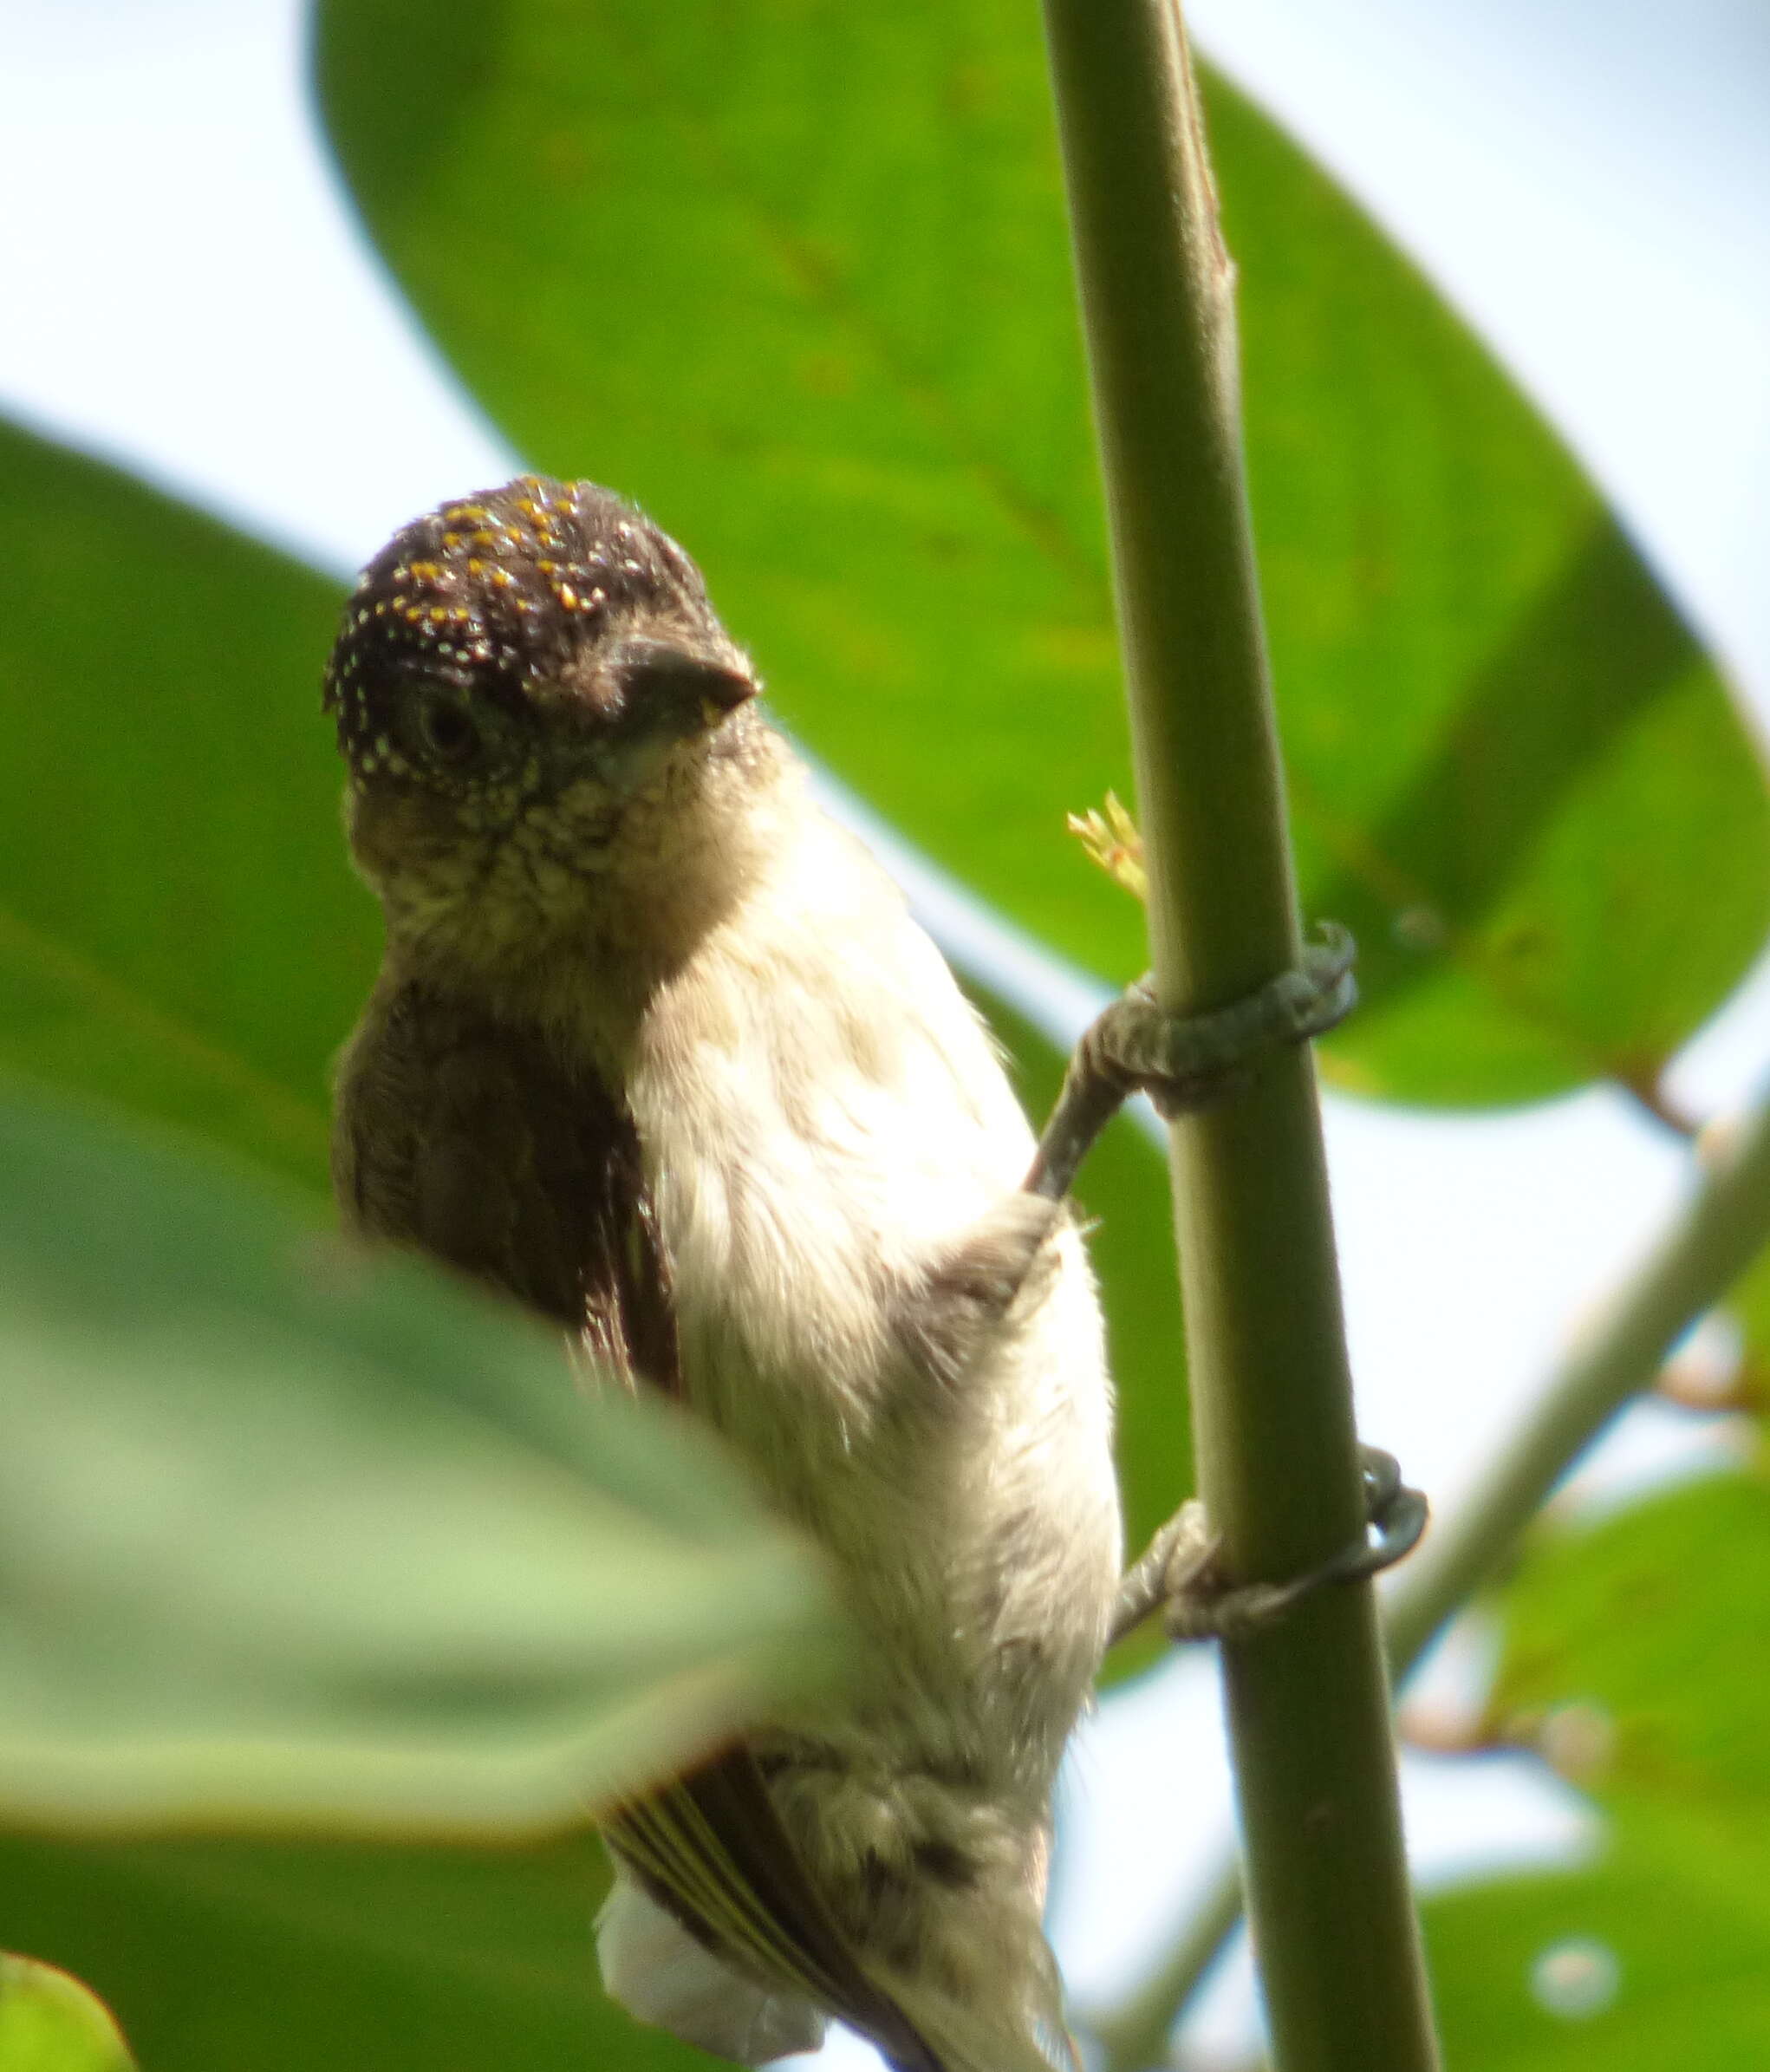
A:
[[322, 473, 754, 801], [324, 476, 762, 949]]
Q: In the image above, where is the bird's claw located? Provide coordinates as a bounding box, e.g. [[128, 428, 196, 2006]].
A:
[[1111, 1445, 1427, 1646], [1100, 921, 1357, 1120], [1027, 923, 1356, 1199]]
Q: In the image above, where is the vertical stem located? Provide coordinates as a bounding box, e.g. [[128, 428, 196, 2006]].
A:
[[1038, 4, 1440, 2067], [1097, 1091, 1770, 2069]]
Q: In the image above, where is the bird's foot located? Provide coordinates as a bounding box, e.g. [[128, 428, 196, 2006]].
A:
[[1111, 1445, 1427, 1645], [1026, 923, 1357, 1200]]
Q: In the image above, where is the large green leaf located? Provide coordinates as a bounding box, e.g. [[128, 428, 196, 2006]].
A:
[[1428, 1470, 1770, 2062], [0, 1831, 714, 2072], [1488, 1471, 1770, 1814], [313, 0, 1770, 1106], [1427, 1807, 1770, 2069], [0, 416, 363, 1189], [0, 1085, 843, 1834]]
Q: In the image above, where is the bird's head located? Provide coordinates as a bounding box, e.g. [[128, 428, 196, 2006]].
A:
[[323, 476, 765, 968]]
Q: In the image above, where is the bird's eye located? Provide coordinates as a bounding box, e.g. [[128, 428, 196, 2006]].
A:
[[414, 696, 483, 767]]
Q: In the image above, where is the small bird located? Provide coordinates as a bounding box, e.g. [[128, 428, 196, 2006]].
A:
[[324, 476, 1126, 2072]]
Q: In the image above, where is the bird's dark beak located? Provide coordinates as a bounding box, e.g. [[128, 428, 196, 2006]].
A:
[[607, 636, 759, 737]]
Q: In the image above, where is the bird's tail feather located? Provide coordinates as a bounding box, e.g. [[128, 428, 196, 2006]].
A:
[[605, 1752, 1080, 2072], [882, 1985, 1084, 2072]]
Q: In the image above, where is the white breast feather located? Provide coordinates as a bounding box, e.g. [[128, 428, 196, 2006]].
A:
[[625, 802, 1121, 1723]]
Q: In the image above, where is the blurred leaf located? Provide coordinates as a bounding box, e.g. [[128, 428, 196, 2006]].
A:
[[1488, 1469, 1770, 1809], [314, 0, 1770, 1107], [0, 1954, 135, 2072], [1427, 1469, 1770, 2062], [0, 1083, 843, 1834], [1428, 1807, 1770, 2069], [0, 1829, 717, 2072], [0, 414, 362, 1188], [1721, 1241, 1770, 1418]]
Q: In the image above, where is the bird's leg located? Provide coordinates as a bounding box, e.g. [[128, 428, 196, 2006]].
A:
[[1110, 1446, 1428, 1645], [896, 1193, 1066, 1389], [1025, 922, 1357, 1202], [1024, 930, 1422, 1640], [908, 927, 1356, 1373]]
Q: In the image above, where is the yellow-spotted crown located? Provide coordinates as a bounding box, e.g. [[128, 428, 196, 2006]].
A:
[[322, 476, 733, 790]]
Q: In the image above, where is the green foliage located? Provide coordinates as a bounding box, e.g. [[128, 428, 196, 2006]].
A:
[[1723, 1242, 1770, 1413], [314, 0, 1769, 1107], [0, 416, 362, 1189], [0, 1, 1765, 2066], [0, 1085, 844, 1834], [1429, 1473, 1770, 2067], [1490, 1471, 1770, 1802], [0, 1955, 136, 2072], [0, 1834, 716, 2072], [1427, 1809, 1770, 2070]]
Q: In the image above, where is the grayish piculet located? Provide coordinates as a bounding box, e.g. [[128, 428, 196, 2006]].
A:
[[324, 476, 1122, 2072]]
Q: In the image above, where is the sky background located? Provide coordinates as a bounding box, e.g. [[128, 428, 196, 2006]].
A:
[[0, 2, 1765, 2064]]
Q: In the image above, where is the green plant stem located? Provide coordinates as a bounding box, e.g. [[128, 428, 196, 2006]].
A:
[[1094, 1088, 1770, 2069], [1038, 4, 1439, 2069]]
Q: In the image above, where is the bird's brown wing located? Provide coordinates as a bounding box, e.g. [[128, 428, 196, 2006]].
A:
[[334, 981, 685, 1379], [607, 1761, 944, 2072], [335, 982, 944, 2069]]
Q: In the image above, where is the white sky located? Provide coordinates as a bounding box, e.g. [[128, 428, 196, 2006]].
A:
[[0, 2, 1764, 2064]]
